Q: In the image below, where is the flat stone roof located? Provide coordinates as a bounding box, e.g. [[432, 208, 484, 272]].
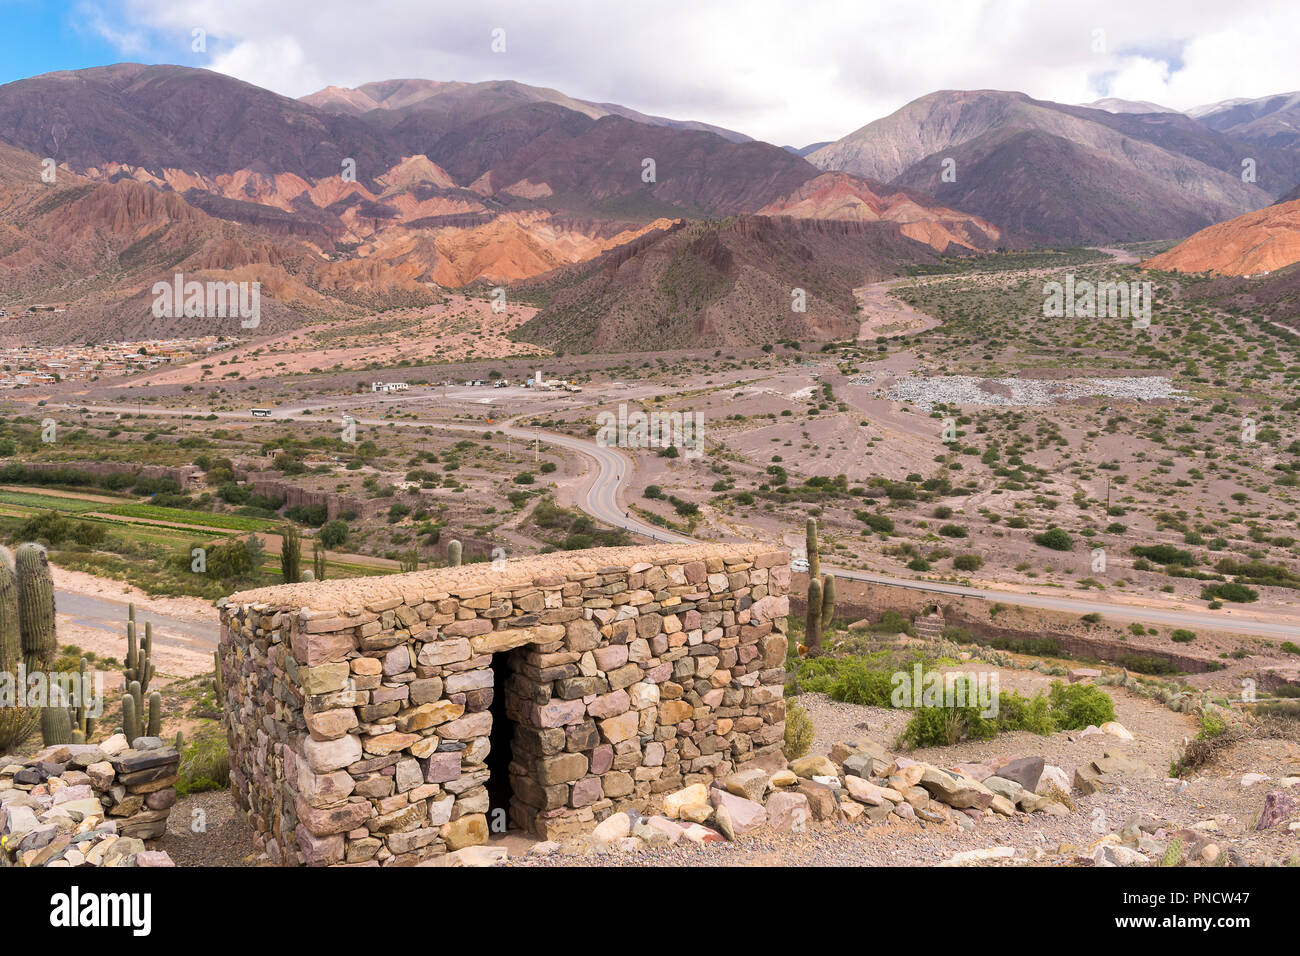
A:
[[224, 542, 780, 613]]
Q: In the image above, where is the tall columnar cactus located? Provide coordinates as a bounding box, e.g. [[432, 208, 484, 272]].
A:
[[821, 573, 836, 633], [806, 518, 820, 583], [281, 524, 302, 584], [122, 687, 138, 743], [15, 543, 56, 674], [0, 547, 20, 676], [125, 617, 154, 695], [805, 576, 823, 651], [803, 518, 835, 654], [70, 656, 97, 741], [447, 539, 462, 567], [40, 696, 74, 745], [313, 540, 327, 582], [15, 543, 68, 745], [121, 679, 161, 742]]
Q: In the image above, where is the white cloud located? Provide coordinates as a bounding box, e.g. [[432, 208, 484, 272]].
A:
[[86, 0, 1300, 145]]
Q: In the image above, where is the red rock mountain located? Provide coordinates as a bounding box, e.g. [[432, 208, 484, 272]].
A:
[[1143, 198, 1300, 276], [0, 65, 996, 347]]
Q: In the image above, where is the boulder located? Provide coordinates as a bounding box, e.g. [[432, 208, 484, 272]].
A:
[[592, 811, 632, 847], [1036, 764, 1071, 795], [663, 783, 710, 819], [844, 776, 903, 806], [679, 823, 724, 845], [1074, 751, 1151, 795], [994, 756, 1044, 792], [920, 767, 994, 810], [983, 776, 1025, 803], [769, 769, 799, 789], [725, 768, 770, 803], [1256, 791, 1297, 831], [679, 803, 714, 824], [798, 781, 839, 821], [1102, 721, 1134, 741], [709, 790, 766, 838], [790, 755, 837, 779], [767, 791, 811, 832]]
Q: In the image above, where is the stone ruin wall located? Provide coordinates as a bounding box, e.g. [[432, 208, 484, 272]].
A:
[[217, 543, 791, 866]]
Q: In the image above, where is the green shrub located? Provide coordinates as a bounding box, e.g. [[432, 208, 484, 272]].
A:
[[176, 737, 231, 797], [1131, 544, 1196, 566], [1171, 629, 1196, 643], [783, 701, 814, 760], [318, 519, 349, 548], [1116, 653, 1179, 675], [1047, 681, 1116, 729], [1034, 528, 1073, 550], [827, 660, 897, 707], [953, 554, 984, 572], [996, 690, 1055, 735], [1200, 582, 1258, 603]]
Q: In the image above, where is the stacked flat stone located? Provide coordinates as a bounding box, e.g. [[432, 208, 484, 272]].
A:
[[0, 734, 179, 867], [581, 741, 1071, 854], [218, 543, 791, 865]]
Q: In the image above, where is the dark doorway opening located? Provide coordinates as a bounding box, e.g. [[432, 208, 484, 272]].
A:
[[486, 650, 516, 829]]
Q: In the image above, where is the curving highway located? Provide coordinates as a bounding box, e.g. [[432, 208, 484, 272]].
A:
[[49, 399, 1300, 639]]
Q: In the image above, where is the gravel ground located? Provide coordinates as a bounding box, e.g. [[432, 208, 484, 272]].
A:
[[511, 667, 1300, 868], [156, 789, 257, 867]]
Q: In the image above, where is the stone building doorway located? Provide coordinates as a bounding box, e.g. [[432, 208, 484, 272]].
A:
[[486, 649, 516, 831]]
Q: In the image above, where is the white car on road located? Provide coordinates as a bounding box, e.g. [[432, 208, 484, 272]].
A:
[[790, 557, 810, 573]]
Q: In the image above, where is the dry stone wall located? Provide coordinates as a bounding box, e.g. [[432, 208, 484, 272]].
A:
[[218, 543, 791, 866]]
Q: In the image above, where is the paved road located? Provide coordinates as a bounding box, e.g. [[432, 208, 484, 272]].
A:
[[51, 400, 1300, 639], [56, 588, 220, 647]]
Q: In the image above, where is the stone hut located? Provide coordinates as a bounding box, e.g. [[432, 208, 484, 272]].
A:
[[218, 543, 791, 865]]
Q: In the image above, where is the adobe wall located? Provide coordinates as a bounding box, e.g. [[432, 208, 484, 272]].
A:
[[217, 543, 791, 866]]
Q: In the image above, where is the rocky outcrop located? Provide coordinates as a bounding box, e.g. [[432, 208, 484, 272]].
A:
[[1144, 198, 1300, 276], [0, 736, 180, 867]]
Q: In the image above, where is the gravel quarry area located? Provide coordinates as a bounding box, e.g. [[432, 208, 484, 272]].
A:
[[883, 375, 1192, 411]]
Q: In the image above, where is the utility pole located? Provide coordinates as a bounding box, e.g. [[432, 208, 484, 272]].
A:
[[534, 428, 539, 465]]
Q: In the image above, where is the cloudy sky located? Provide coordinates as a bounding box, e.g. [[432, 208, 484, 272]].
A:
[[4, 0, 1299, 145]]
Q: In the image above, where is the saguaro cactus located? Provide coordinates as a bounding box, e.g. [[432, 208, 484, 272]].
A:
[[0, 547, 19, 675], [15, 543, 70, 745], [312, 540, 327, 582], [821, 573, 836, 632], [70, 656, 97, 741], [447, 539, 462, 567], [806, 518, 821, 583], [803, 518, 835, 654], [121, 679, 161, 742], [15, 543, 56, 674], [805, 577, 823, 650], [125, 617, 154, 695], [40, 696, 74, 745]]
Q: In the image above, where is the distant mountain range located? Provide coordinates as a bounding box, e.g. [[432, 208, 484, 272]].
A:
[[807, 90, 1300, 244], [1, 63, 1298, 348]]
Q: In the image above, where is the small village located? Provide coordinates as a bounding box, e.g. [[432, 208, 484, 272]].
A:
[[0, 336, 237, 388]]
